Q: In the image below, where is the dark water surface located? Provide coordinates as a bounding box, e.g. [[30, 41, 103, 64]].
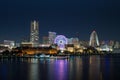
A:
[[0, 55, 120, 80]]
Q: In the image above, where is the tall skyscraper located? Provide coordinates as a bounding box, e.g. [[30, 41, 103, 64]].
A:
[[48, 31, 56, 44], [89, 30, 99, 47], [30, 20, 39, 47]]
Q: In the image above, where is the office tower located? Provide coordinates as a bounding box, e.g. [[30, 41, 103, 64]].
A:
[[30, 20, 39, 47], [89, 30, 99, 47], [48, 31, 56, 44], [42, 36, 49, 44]]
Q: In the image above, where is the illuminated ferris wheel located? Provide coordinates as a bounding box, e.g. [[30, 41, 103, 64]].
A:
[[54, 35, 68, 51]]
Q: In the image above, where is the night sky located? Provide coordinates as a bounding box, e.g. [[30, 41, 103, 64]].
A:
[[0, 0, 120, 42]]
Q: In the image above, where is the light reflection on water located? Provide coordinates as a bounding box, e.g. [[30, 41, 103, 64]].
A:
[[0, 55, 120, 80]]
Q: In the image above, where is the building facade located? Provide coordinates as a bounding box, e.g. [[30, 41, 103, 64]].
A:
[[42, 36, 49, 44], [48, 31, 56, 44], [4, 40, 15, 49], [89, 31, 99, 47], [30, 20, 39, 47]]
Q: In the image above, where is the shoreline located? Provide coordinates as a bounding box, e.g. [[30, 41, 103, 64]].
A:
[[0, 53, 120, 59]]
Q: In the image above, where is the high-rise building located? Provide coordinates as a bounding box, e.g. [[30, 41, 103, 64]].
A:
[[48, 31, 56, 44], [42, 36, 49, 44], [89, 30, 99, 47], [30, 20, 39, 47]]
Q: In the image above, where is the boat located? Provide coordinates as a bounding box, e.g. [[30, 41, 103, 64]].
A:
[[39, 54, 50, 58], [50, 55, 69, 59], [34, 54, 69, 59], [34, 54, 50, 58]]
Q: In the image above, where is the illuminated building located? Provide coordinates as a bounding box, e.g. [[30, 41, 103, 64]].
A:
[[100, 40, 105, 45], [68, 38, 72, 44], [109, 40, 114, 47], [0, 46, 9, 53], [48, 31, 56, 44], [4, 40, 15, 49], [15, 43, 20, 47], [79, 41, 89, 47], [89, 31, 99, 47], [68, 38, 79, 44], [68, 38, 80, 49], [21, 42, 33, 47], [42, 36, 49, 44], [30, 20, 39, 47], [99, 44, 113, 52], [66, 44, 74, 53], [72, 38, 79, 45], [114, 41, 119, 49]]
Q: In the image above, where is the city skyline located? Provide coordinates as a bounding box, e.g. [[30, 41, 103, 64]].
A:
[[0, 0, 120, 42]]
